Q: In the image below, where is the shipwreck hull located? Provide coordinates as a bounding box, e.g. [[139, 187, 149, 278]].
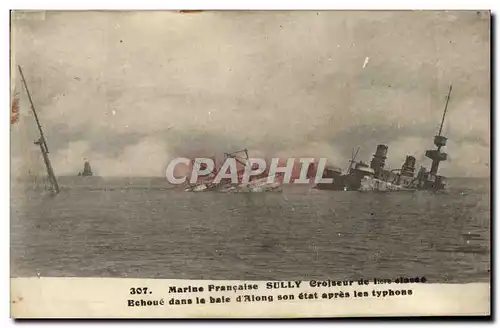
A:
[[358, 177, 411, 192], [184, 175, 283, 193], [314, 167, 345, 190]]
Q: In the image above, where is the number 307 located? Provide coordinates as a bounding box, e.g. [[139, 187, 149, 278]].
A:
[[130, 287, 149, 295]]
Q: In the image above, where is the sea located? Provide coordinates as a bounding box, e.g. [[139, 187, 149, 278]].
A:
[[10, 177, 490, 283]]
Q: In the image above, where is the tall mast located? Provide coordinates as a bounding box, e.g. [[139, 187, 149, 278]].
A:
[[18, 65, 60, 193], [425, 84, 452, 177], [438, 85, 452, 137]]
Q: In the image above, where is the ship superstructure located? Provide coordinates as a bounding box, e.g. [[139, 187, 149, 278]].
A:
[[184, 149, 282, 192], [421, 85, 452, 190], [316, 85, 453, 192], [78, 160, 93, 177]]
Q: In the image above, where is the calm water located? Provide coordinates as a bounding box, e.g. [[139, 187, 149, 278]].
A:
[[11, 177, 490, 283]]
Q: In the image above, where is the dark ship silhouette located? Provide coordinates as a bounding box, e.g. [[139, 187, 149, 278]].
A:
[[316, 85, 452, 192], [78, 160, 93, 177]]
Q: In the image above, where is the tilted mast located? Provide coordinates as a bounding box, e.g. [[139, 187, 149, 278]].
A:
[[425, 85, 452, 176], [18, 65, 60, 193], [438, 85, 452, 137]]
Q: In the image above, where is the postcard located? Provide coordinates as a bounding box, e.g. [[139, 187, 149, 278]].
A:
[[10, 10, 491, 318]]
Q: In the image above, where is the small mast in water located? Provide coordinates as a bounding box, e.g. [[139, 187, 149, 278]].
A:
[[18, 65, 60, 194]]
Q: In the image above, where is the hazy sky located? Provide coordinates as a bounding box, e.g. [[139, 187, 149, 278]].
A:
[[11, 10, 490, 177]]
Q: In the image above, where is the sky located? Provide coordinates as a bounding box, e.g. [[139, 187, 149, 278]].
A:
[[10, 10, 490, 178]]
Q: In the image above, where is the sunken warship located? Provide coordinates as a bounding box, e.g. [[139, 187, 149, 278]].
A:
[[184, 149, 282, 193], [316, 85, 453, 192], [78, 160, 93, 177]]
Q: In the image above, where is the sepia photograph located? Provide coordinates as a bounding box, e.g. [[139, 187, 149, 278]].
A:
[[9, 10, 491, 318]]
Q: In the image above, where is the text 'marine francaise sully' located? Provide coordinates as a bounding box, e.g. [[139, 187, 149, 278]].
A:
[[168, 278, 427, 293], [167, 280, 370, 294]]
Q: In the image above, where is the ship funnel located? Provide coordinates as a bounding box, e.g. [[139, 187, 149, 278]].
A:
[[370, 144, 388, 177], [400, 155, 416, 177]]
